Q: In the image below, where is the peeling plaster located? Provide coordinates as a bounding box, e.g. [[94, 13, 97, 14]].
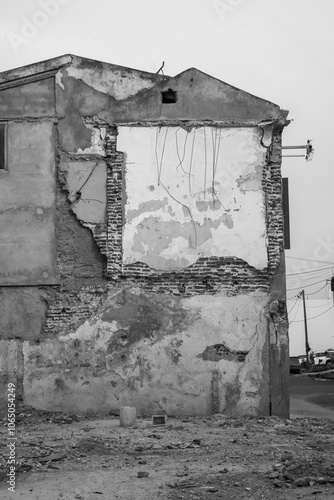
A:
[[260, 124, 273, 148], [0, 56, 288, 417], [66, 64, 163, 100], [127, 198, 169, 222], [198, 343, 249, 362], [236, 165, 263, 193], [76, 123, 106, 156], [22, 290, 270, 416], [119, 126, 268, 270], [60, 161, 107, 224], [55, 70, 65, 90]]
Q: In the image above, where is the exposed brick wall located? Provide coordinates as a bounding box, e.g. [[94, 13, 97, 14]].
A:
[[39, 122, 286, 338], [43, 285, 107, 337], [38, 129, 109, 338], [263, 129, 284, 276], [55, 186, 106, 288], [121, 257, 269, 296], [106, 130, 124, 280], [104, 124, 285, 296]]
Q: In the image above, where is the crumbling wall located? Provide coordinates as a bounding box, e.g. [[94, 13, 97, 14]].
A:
[[22, 118, 288, 417], [24, 289, 271, 416], [0, 58, 289, 417]]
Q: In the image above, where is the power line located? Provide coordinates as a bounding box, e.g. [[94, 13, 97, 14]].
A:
[[290, 305, 333, 323], [286, 256, 334, 265], [287, 294, 299, 302], [287, 276, 332, 292], [287, 272, 331, 284], [305, 283, 328, 296], [287, 269, 332, 282], [288, 296, 299, 316], [304, 300, 332, 309], [286, 265, 334, 277], [289, 298, 301, 324]]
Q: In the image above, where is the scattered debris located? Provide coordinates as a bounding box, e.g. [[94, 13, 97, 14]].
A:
[[152, 415, 167, 426], [0, 412, 334, 498], [137, 471, 149, 478]]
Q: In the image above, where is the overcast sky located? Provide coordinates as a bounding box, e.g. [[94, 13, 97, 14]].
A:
[[1, 0, 333, 301]]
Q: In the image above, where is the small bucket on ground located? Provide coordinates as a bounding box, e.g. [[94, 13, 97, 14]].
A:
[[119, 406, 137, 427]]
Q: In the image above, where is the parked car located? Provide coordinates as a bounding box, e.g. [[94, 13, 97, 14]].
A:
[[313, 351, 333, 366], [289, 356, 301, 374]]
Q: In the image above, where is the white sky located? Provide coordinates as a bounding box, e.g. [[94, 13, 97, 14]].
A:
[[1, 0, 334, 338]]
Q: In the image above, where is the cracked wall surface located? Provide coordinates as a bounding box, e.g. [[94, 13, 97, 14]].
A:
[[119, 126, 268, 271], [0, 55, 289, 417], [23, 290, 270, 416]]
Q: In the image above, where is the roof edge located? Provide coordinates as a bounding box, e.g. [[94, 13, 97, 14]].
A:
[[171, 67, 284, 110], [0, 54, 169, 85], [0, 54, 73, 84]]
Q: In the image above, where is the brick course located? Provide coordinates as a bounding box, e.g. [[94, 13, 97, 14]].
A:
[[40, 122, 285, 337], [104, 124, 285, 295]]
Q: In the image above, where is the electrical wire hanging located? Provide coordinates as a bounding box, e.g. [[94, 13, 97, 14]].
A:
[[289, 297, 301, 324], [288, 296, 299, 316], [175, 128, 189, 174], [203, 126, 207, 198], [188, 128, 196, 197], [210, 127, 226, 210], [155, 126, 198, 249]]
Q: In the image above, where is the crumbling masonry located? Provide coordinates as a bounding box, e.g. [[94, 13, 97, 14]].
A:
[[0, 55, 290, 417]]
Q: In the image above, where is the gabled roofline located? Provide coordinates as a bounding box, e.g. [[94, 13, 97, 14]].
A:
[[0, 54, 169, 86], [171, 67, 282, 110], [0, 54, 73, 85], [0, 55, 289, 126]]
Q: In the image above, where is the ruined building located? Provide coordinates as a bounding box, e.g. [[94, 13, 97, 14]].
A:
[[0, 55, 289, 416]]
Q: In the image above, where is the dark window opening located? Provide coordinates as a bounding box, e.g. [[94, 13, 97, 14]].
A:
[[161, 88, 177, 104], [0, 124, 6, 170]]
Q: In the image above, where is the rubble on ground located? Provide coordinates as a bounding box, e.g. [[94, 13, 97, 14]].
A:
[[1, 408, 334, 499]]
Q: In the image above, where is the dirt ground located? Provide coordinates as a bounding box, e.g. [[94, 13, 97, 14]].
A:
[[1, 408, 334, 500]]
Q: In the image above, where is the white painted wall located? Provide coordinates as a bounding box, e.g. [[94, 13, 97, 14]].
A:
[[118, 126, 269, 270]]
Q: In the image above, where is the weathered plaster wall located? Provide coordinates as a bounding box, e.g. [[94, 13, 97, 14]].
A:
[[118, 126, 268, 271], [55, 58, 166, 155], [23, 289, 270, 416], [0, 56, 289, 417], [0, 288, 49, 341], [98, 68, 281, 124], [0, 120, 57, 285], [0, 340, 24, 409], [65, 55, 168, 99], [0, 78, 55, 118], [60, 160, 107, 224]]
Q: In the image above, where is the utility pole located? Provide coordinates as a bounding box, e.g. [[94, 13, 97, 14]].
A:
[[298, 290, 311, 369]]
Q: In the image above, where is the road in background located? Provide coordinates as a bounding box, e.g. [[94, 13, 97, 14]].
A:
[[290, 374, 334, 419]]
